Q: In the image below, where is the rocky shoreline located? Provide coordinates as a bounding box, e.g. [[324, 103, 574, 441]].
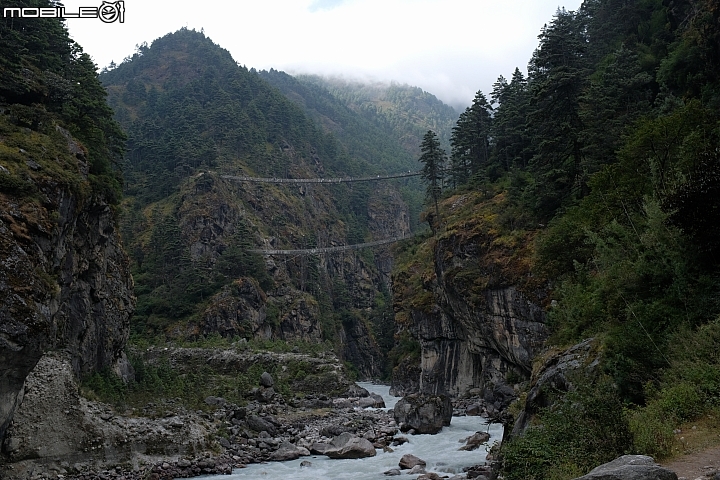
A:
[[1, 349, 499, 480]]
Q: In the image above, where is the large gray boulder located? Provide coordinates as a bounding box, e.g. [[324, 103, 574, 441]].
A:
[[572, 455, 678, 480], [246, 415, 277, 435], [324, 432, 377, 459], [393, 393, 452, 434], [270, 441, 310, 461]]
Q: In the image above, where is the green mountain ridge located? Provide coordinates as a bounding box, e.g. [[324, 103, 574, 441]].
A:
[[100, 28, 437, 377]]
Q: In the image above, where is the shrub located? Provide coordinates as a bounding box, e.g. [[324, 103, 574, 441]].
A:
[[501, 377, 633, 480]]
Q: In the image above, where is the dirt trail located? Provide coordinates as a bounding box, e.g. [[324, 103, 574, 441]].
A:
[[660, 445, 720, 480]]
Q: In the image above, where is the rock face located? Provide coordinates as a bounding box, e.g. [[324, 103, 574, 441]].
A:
[[155, 170, 408, 378], [510, 338, 598, 439], [411, 286, 546, 400], [392, 192, 548, 406], [3, 353, 210, 467], [393, 393, 452, 434], [0, 127, 134, 446], [202, 278, 270, 339], [572, 455, 678, 480]]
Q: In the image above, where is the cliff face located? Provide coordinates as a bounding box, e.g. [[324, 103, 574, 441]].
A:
[[0, 121, 135, 447], [392, 192, 548, 403]]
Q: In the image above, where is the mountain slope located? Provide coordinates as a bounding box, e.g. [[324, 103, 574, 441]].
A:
[[101, 29, 409, 376]]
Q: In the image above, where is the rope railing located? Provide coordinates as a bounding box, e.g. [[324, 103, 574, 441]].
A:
[[221, 171, 420, 184]]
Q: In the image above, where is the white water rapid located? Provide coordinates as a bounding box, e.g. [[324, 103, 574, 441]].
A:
[[190, 383, 503, 479]]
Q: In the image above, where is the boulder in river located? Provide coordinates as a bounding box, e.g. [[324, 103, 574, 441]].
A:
[[270, 441, 310, 461], [358, 393, 386, 408], [324, 432, 377, 459], [459, 431, 491, 451], [399, 453, 426, 469], [393, 393, 452, 434], [571, 455, 678, 480]]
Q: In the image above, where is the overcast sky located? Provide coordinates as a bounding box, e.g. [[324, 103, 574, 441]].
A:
[[62, 0, 583, 110]]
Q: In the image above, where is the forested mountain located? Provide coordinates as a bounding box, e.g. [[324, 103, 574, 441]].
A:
[[258, 69, 430, 229], [297, 75, 458, 157], [392, 0, 720, 477], [100, 29, 417, 376]]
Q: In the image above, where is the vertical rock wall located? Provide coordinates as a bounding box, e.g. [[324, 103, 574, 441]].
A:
[[0, 130, 135, 448]]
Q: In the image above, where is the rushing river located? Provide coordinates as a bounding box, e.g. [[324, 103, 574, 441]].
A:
[[189, 382, 503, 480]]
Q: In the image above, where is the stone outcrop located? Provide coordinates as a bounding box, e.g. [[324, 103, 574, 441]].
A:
[[510, 338, 599, 439], [202, 278, 269, 339], [2, 353, 212, 474], [572, 455, 678, 480], [391, 192, 548, 407], [393, 393, 452, 434], [0, 125, 134, 448]]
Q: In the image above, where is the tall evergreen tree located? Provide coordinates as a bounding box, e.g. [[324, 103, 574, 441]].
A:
[[525, 8, 589, 218], [490, 68, 532, 171], [449, 91, 493, 187], [418, 130, 446, 231]]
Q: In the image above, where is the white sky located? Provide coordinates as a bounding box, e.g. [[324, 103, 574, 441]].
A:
[[62, 0, 583, 110]]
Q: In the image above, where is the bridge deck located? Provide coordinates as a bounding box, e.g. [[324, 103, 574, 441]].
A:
[[222, 171, 419, 184]]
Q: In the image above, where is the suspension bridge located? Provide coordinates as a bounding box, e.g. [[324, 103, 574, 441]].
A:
[[221, 171, 420, 184]]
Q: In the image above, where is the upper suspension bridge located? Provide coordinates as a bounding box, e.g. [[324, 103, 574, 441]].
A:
[[221, 170, 420, 184]]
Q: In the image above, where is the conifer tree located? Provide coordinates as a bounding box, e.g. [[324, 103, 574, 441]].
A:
[[418, 130, 446, 231], [449, 91, 493, 187]]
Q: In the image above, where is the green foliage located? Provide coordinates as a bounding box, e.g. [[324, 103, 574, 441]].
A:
[[501, 377, 633, 480], [0, 0, 125, 203], [629, 318, 720, 457], [418, 130, 446, 229], [450, 91, 493, 186]]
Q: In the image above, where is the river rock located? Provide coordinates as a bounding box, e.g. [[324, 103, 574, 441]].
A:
[[246, 415, 277, 435], [399, 453, 426, 469], [459, 431, 491, 451], [384, 468, 402, 475], [270, 441, 310, 461], [571, 455, 678, 480], [260, 371, 274, 388], [418, 473, 443, 480], [393, 393, 452, 434], [409, 464, 427, 474], [345, 384, 370, 397], [255, 386, 275, 403], [358, 393, 386, 408], [310, 442, 331, 455], [324, 432, 377, 459]]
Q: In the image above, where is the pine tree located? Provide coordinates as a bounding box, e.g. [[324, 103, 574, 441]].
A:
[[491, 68, 532, 171], [449, 91, 493, 187], [526, 8, 589, 219], [418, 130, 446, 231]]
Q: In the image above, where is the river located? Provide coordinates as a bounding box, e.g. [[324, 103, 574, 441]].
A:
[[187, 382, 503, 479]]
